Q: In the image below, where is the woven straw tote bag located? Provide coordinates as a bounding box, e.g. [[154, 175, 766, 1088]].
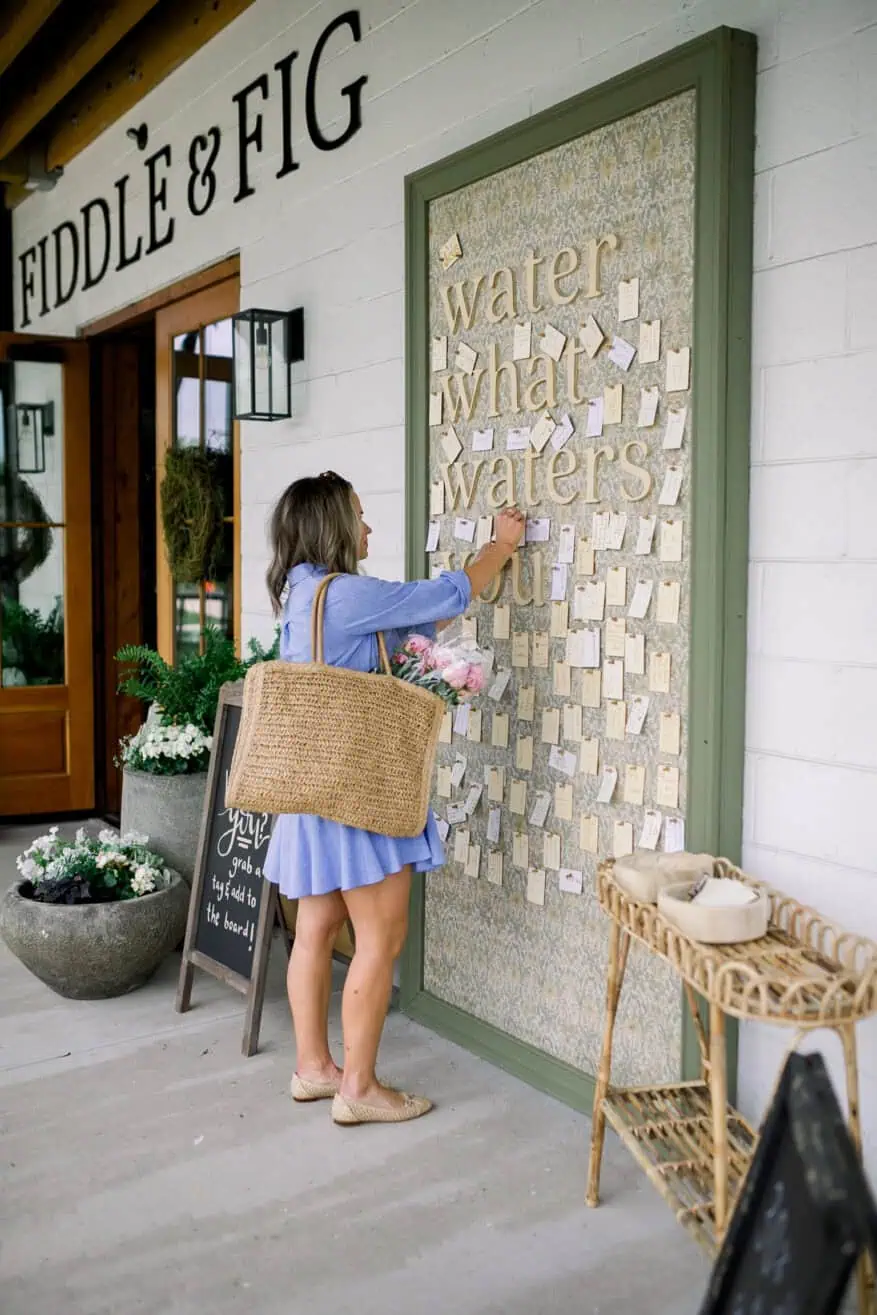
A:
[[225, 573, 446, 837]]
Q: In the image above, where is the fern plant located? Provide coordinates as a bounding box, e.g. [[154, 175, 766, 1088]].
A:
[[116, 628, 279, 736]]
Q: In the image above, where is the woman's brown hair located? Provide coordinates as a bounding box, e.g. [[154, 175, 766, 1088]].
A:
[[266, 471, 360, 614]]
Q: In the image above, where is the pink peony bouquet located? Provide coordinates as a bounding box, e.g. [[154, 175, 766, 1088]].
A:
[[389, 633, 489, 706]]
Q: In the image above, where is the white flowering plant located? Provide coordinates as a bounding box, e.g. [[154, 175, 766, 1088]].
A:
[[119, 708, 212, 776], [16, 827, 173, 905]]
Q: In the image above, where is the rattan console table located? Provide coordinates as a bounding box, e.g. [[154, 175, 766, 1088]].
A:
[[586, 858, 877, 1315]]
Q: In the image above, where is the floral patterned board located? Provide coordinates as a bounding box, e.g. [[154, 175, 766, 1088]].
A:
[[421, 91, 697, 1087]]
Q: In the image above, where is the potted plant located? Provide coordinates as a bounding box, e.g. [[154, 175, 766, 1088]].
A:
[[115, 630, 278, 885], [0, 827, 189, 999]]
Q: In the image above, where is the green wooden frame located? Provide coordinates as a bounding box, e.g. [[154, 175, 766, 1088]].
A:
[[401, 27, 757, 1112]]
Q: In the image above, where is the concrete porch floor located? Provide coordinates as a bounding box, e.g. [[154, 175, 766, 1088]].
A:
[[0, 823, 709, 1315]]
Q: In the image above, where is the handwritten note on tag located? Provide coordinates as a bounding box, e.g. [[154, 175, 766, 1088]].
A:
[[476, 515, 493, 548], [532, 632, 550, 668], [575, 581, 606, 622], [637, 387, 660, 429], [666, 347, 691, 393], [454, 517, 476, 543], [437, 765, 452, 799], [554, 660, 571, 697], [613, 821, 634, 859], [597, 768, 618, 804], [628, 579, 654, 620], [576, 539, 595, 576], [605, 700, 626, 740], [566, 628, 600, 669], [513, 321, 532, 360], [543, 833, 562, 871], [472, 427, 494, 452], [512, 632, 529, 668], [550, 601, 569, 637], [465, 843, 481, 878], [467, 708, 482, 743], [608, 336, 636, 371], [551, 564, 569, 601], [554, 783, 574, 821], [513, 832, 529, 869], [431, 336, 448, 372], [639, 810, 663, 851], [664, 817, 685, 853], [562, 703, 582, 743], [506, 426, 531, 451], [488, 667, 511, 702], [580, 737, 599, 775], [442, 426, 462, 463], [526, 868, 547, 907], [548, 745, 577, 778], [627, 694, 650, 736], [551, 414, 575, 451], [487, 851, 503, 886], [493, 606, 510, 641], [529, 790, 552, 828], [586, 396, 604, 438], [606, 566, 627, 608], [625, 632, 645, 675], [607, 514, 627, 551], [635, 515, 657, 556], [656, 765, 680, 810], [663, 407, 687, 450], [656, 580, 681, 624], [603, 658, 624, 701], [453, 703, 470, 739], [491, 712, 510, 749], [439, 232, 462, 269], [540, 323, 566, 362], [618, 277, 639, 322], [487, 806, 501, 844], [605, 616, 626, 658], [541, 708, 560, 746], [659, 467, 684, 507], [660, 711, 681, 756], [558, 867, 583, 895], [603, 383, 623, 425], [426, 520, 441, 553], [510, 780, 527, 816], [660, 520, 684, 563], [581, 669, 601, 708], [525, 517, 551, 544], [580, 814, 599, 854], [429, 480, 445, 517], [624, 765, 645, 806], [530, 412, 556, 453], [439, 709, 452, 743], [429, 392, 443, 426], [649, 651, 671, 694], [453, 828, 470, 864], [488, 767, 504, 804], [580, 315, 604, 358], [516, 735, 534, 771], [639, 319, 661, 364], [455, 342, 478, 374]]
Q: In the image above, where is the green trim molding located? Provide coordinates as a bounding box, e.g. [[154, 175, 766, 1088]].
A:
[[402, 27, 757, 1113]]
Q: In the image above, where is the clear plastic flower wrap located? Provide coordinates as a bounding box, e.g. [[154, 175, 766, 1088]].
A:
[[388, 621, 491, 706]]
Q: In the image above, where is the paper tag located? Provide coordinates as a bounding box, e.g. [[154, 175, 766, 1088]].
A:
[[660, 522, 683, 564], [660, 711, 681, 756], [532, 632, 550, 669], [455, 342, 478, 374], [488, 667, 511, 702], [529, 790, 552, 828], [543, 833, 562, 871], [603, 383, 623, 425], [476, 515, 494, 549], [581, 669, 601, 708], [465, 843, 481, 879], [442, 426, 463, 463], [426, 520, 441, 553], [430, 481, 445, 516], [586, 396, 604, 438], [512, 632, 529, 667], [627, 695, 649, 737], [454, 517, 476, 543], [487, 806, 502, 845], [453, 703, 470, 738], [540, 323, 566, 362], [491, 712, 510, 749], [558, 867, 583, 895], [436, 765, 452, 799], [550, 601, 569, 637], [575, 581, 606, 622], [608, 336, 636, 371], [580, 814, 599, 854], [590, 512, 610, 551], [605, 617, 627, 658], [517, 685, 535, 721], [516, 735, 534, 771], [506, 426, 531, 451], [554, 783, 574, 822], [525, 517, 551, 544], [555, 524, 576, 567], [603, 658, 624, 701], [629, 580, 654, 620], [446, 801, 467, 824], [637, 386, 660, 429], [526, 868, 547, 906], [541, 708, 560, 746], [635, 516, 657, 556], [431, 335, 448, 372], [439, 709, 453, 743], [607, 514, 628, 551], [605, 700, 626, 740], [656, 765, 680, 810], [450, 755, 467, 790], [464, 784, 483, 817], [530, 411, 556, 453], [562, 703, 583, 743], [487, 767, 505, 804], [624, 765, 645, 806], [553, 660, 571, 697], [548, 745, 577, 777], [649, 651, 672, 694], [618, 277, 639, 322], [453, 828, 470, 863], [666, 347, 691, 393], [509, 780, 527, 816], [664, 816, 685, 853], [439, 232, 462, 269], [625, 633, 645, 675], [639, 319, 661, 364], [492, 604, 511, 640], [597, 768, 618, 804], [472, 426, 495, 452], [659, 467, 684, 507], [580, 315, 605, 358], [513, 321, 532, 361], [656, 580, 681, 624], [551, 564, 569, 603], [437, 817, 450, 843], [638, 810, 662, 851], [487, 851, 503, 886], [551, 414, 575, 451], [576, 539, 595, 576], [613, 821, 634, 859], [663, 407, 687, 451], [606, 567, 627, 608], [467, 708, 482, 743], [579, 737, 599, 775], [566, 628, 600, 669], [429, 391, 443, 426], [513, 832, 529, 869]]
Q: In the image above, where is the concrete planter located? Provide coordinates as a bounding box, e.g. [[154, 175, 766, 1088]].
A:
[[120, 768, 208, 886], [0, 876, 190, 1000]]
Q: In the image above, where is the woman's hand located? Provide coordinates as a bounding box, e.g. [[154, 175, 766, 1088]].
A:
[[494, 508, 526, 550]]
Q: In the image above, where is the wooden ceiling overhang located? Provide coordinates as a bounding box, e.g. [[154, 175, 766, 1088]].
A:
[[0, 0, 257, 209]]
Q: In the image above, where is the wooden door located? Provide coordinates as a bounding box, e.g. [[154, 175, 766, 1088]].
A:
[[155, 278, 240, 662], [0, 334, 94, 816]]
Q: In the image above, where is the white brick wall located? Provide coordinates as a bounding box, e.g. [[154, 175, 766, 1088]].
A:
[[11, 0, 877, 1173]]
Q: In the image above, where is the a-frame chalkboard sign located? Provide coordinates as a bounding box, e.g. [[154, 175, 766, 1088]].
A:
[[698, 1051, 877, 1315], [176, 682, 289, 1056]]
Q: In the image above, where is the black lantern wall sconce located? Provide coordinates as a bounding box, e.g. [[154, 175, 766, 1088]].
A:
[[231, 307, 305, 421], [15, 402, 54, 474]]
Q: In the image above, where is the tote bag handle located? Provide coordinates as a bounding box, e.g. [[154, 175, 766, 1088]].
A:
[[309, 572, 391, 675]]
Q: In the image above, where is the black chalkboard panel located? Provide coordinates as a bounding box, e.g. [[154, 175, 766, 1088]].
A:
[[176, 683, 287, 1056], [192, 700, 273, 980], [699, 1052, 877, 1315]]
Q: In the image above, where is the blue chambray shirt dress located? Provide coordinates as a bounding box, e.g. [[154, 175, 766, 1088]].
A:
[[263, 562, 472, 899]]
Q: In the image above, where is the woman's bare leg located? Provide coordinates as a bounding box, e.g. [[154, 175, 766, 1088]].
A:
[[288, 890, 347, 1081], [340, 867, 412, 1110]]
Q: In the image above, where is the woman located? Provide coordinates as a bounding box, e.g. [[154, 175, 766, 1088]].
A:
[[263, 470, 525, 1126]]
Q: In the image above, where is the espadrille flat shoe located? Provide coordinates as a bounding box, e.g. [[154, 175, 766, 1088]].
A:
[[290, 1073, 342, 1102], [331, 1092, 433, 1126]]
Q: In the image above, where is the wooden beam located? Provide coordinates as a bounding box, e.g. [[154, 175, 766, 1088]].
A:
[[0, 0, 64, 79], [0, 0, 162, 160], [46, 0, 257, 172], [80, 256, 240, 336]]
